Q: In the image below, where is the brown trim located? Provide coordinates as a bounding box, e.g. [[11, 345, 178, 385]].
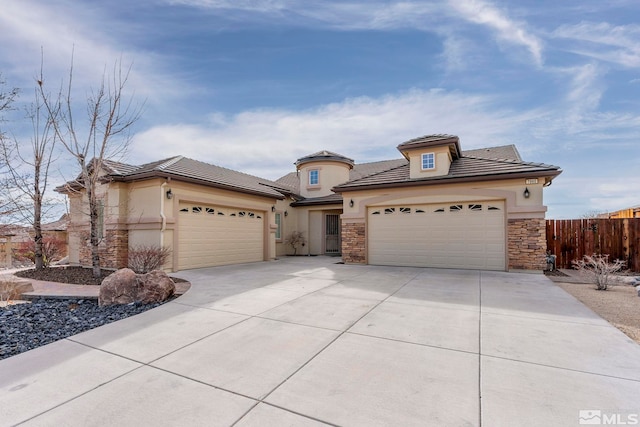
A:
[[333, 169, 562, 193]]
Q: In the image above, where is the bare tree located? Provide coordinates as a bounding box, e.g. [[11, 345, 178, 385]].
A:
[[0, 73, 19, 119], [41, 54, 143, 278], [581, 209, 606, 219], [0, 73, 21, 217], [0, 68, 59, 269]]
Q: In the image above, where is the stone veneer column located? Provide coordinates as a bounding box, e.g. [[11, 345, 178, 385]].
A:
[[105, 229, 129, 269], [507, 218, 547, 270], [77, 228, 129, 269], [342, 221, 366, 264]]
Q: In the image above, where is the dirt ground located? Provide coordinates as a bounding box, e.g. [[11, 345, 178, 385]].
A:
[[557, 281, 640, 344]]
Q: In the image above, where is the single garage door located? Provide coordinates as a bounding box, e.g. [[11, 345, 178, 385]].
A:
[[368, 201, 505, 270], [178, 202, 264, 270]]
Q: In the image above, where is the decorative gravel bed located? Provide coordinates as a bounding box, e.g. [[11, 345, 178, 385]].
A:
[[15, 266, 188, 286], [0, 298, 173, 360]]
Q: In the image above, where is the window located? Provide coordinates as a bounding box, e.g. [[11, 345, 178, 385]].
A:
[[275, 212, 282, 240], [421, 153, 435, 170], [309, 169, 319, 185]]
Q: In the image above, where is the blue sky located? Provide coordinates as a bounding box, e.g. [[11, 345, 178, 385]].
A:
[[1, 0, 639, 218]]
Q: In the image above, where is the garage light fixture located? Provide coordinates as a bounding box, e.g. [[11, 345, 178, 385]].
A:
[[349, 199, 354, 207], [523, 188, 530, 199], [284, 211, 288, 217], [166, 189, 173, 199], [271, 206, 276, 212]]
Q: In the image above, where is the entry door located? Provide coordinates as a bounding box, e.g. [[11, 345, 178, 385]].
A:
[[325, 214, 341, 254]]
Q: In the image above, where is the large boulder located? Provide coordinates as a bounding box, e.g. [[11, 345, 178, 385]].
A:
[[99, 268, 175, 306], [0, 276, 34, 300], [136, 270, 176, 305]]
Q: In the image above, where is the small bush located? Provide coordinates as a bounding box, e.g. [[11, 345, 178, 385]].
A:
[[285, 231, 306, 255], [127, 245, 172, 274], [572, 254, 626, 291], [12, 236, 66, 268]]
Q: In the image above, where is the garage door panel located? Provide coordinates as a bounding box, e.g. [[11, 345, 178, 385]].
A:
[[178, 203, 264, 270], [368, 201, 505, 270]]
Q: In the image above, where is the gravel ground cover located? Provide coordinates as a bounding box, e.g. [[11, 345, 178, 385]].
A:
[[15, 266, 187, 285], [557, 282, 640, 344], [0, 298, 173, 360], [2, 266, 186, 360]]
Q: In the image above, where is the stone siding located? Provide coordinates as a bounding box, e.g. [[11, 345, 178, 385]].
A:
[[77, 228, 129, 269], [508, 218, 547, 270], [342, 222, 366, 264]]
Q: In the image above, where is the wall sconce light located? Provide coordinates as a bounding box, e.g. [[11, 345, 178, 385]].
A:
[[349, 199, 354, 208], [166, 189, 173, 199], [284, 211, 288, 217], [271, 206, 276, 212], [523, 187, 530, 199]]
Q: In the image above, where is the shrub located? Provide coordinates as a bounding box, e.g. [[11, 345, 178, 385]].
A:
[[285, 231, 306, 255], [127, 245, 172, 274], [572, 254, 626, 290], [12, 236, 66, 268]]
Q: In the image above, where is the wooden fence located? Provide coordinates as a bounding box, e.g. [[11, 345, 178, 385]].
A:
[[546, 218, 640, 271]]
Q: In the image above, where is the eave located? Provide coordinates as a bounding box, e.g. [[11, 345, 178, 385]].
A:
[[333, 168, 563, 193]]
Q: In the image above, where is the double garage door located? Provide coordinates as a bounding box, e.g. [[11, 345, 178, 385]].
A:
[[368, 201, 506, 270], [178, 202, 264, 270]]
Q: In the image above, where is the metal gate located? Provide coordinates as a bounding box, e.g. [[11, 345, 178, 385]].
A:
[[325, 214, 341, 254]]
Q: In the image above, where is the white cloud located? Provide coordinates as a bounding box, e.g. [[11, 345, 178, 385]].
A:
[[447, 0, 543, 66], [0, 0, 187, 105], [166, 0, 444, 31], [552, 22, 640, 68], [130, 88, 540, 180]]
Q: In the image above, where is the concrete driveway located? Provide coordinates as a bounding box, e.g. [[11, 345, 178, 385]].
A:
[[3, 257, 640, 426]]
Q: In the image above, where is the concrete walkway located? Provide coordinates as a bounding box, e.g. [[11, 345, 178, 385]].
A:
[[2, 257, 640, 426]]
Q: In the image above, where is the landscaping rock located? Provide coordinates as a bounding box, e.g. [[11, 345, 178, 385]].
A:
[[1, 298, 173, 360], [98, 268, 175, 306], [99, 268, 138, 306], [136, 270, 175, 305]]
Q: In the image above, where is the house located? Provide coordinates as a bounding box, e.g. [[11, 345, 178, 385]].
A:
[[603, 205, 640, 219], [56, 134, 561, 272]]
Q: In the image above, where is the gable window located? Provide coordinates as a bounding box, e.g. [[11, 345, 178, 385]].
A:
[[421, 153, 435, 170], [309, 169, 319, 185], [275, 212, 282, 241]]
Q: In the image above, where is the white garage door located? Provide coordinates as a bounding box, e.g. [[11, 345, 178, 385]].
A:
[[368, 201, 505, 270], [178, 203, 264, 270]]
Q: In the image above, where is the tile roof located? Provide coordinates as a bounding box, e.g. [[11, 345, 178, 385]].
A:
[[290, 193, 343, 207], [462, 144, 521, 161], [112, 156, 287, 198], [334, 155, 562, 191], [57, 156, 287, 199], [295, 150, 354, 168], [397, 134, 459, 148], [275, 158, 407, 194]]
